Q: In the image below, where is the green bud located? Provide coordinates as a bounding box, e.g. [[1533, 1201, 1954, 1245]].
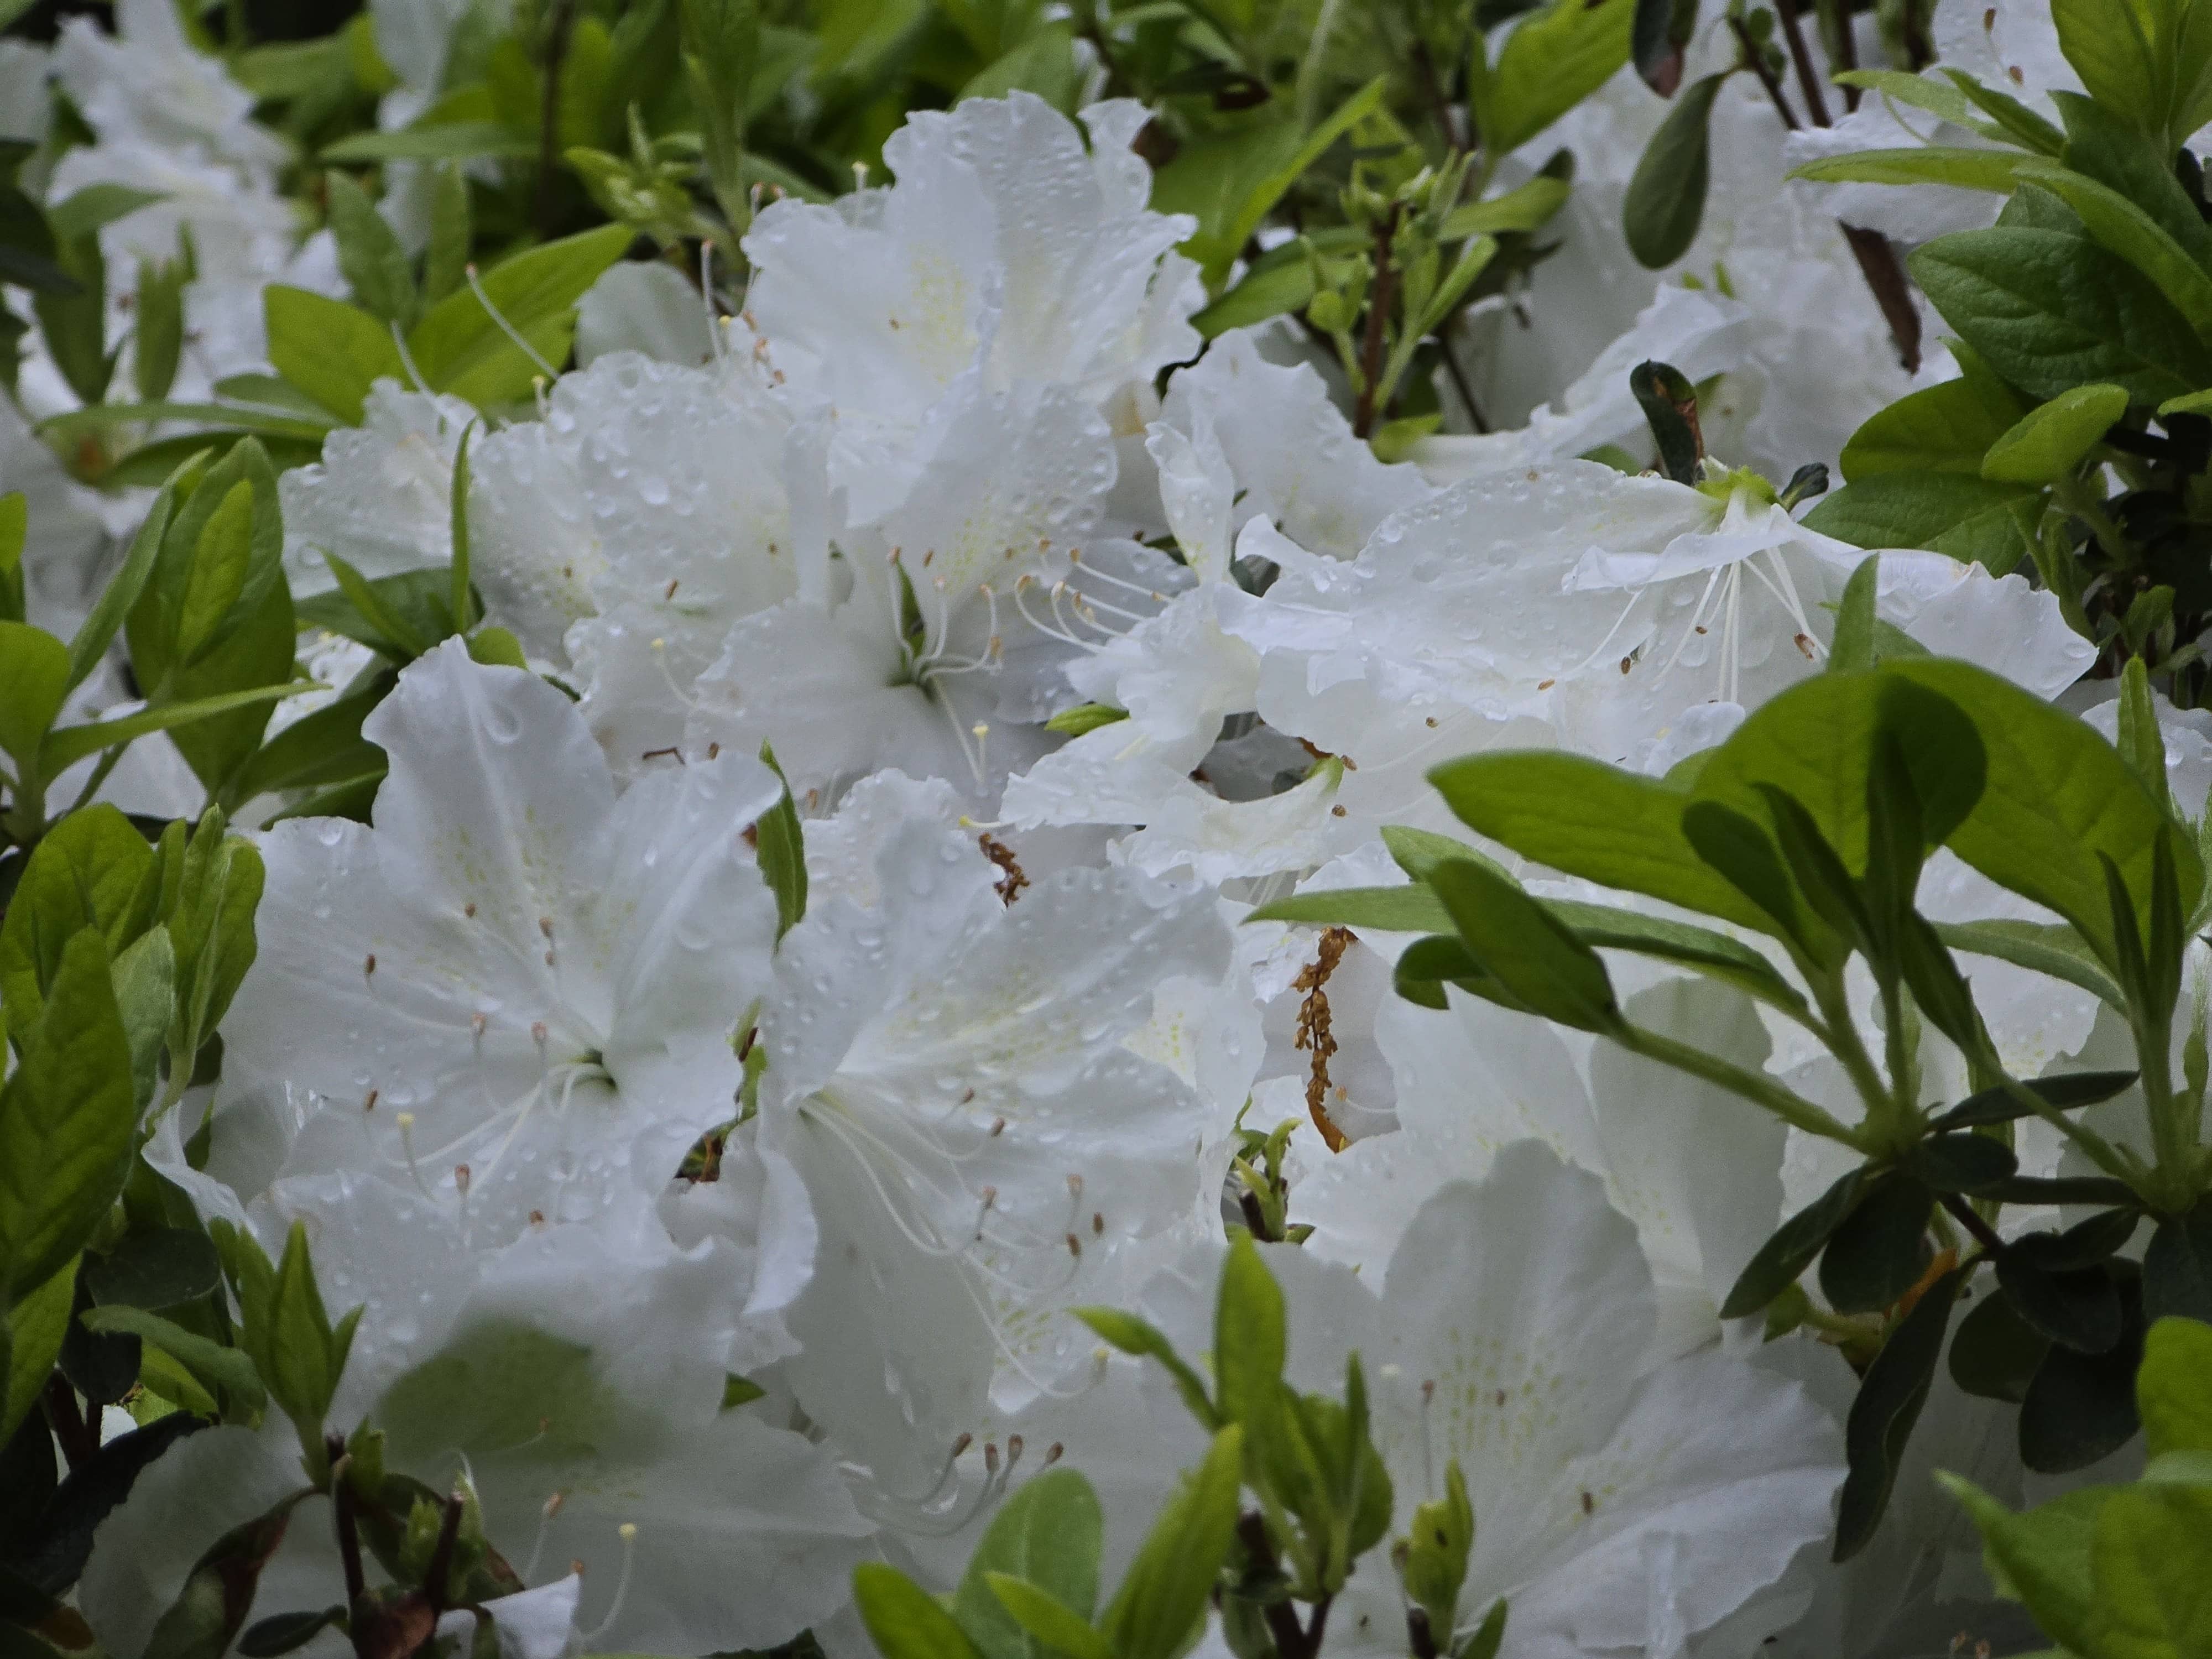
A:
[[1397, 1460, 1474, 1641]]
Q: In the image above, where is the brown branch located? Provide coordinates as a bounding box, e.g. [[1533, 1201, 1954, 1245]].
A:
[[43, 1377, 97, 1470], [1840, 223, 1923, 373], [1729, 19, 1801, 131], [1938, 1192, 2007, 1258], [1352, 206, 1404, 439], [1775, 0, 1834, 127]]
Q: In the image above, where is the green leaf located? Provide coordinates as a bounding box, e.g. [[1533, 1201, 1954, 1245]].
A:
[[2087, 1481, 2212, 1655], [263, 1219, 344, 1432], [1214, 1233, 1286, 1438], [957, 1470, 1104, 1659], [1789, 148, 2030, 192], [406, 225, 630, 407], [46, 184, 166, 243], [1942, 69, 2070, 155], [1542, 899, 1813, 1018], [1248, 884, 1453, 933], [1803, 471, 2042, 573], [1928, 1070, 2139, 1131], [1192, 245, 1317, 338], [1, 1256, 76, 1444], [1622, 72, 1724, 269], [1477, 0, 1632, 156], [755, 742, 807, 941], [2138, 1315, 2212, 1457], [1184, 79, 1385, 290], [1888, 657, 2200, 971], [166, 820, 264, 1072], [1437, 174, 1574, 242], [1042, 702, 1127, 738], [134, 255, 187, 404], [1829, 556, 1880, 673], [424, 163, 472, 306], [1818, 1173, 1934, 1314], [0, 931, 137, 1302], [1941, 1474, 2101, 1653], [79, 1305, 267, 1418], [0, 620, 69, 773], [1839, 374, 2027, 481], [853, 1563, 985, 1659], [1936, 916, 2126, 1009], [1426, 752, 1774, 935], [1100, 1426, 1244, 1659], [1720, 1168, 1870, 1319], [2144, 1207, 2212, 1324], [40, 681, 314, 778], [1837, 1266, 1966, 1559], [85, 1225, 219, 1310], [66, 482, 175, 696], [141, 1493, 311, 1659], [1430, 856, 1620, 1031], [173, 479, 255, 666], [1908, 222, 2211, 405], [1982, 383, 2130, 484], [980, 1578, 1112, 1659], [320, 121, 540, 164], [111, 925, 175, 1110], [1072, 1308, 1218, 1430], [263, 285, 406, 424], [0, 803, 155, 1029], [2051, 0, 2164, 144], [324, 173, 419, 329], [2012, 163, 2212, 347]]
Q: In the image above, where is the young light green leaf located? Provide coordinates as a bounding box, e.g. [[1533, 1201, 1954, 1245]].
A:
[[40, 680, 315, 777], [1072, 1308, 1219, 1430], [1478, 0, 1633, 156], [1829, 555, 1880, 674], [1839, 375, 2026, 481], [1803, 471, 2041, 573], [1214, 1233, 1286, 1438], [406, 225, 630, 407], [66, 480, 175, 694], [1100, 1426, 1244, 1659], [1246, 885, 1453, 934], [853, 1563, 985, 1659], [1980, 384, 2129, 484], [262, 1218, 347, 1433], [263, 285, 406, 424], [956, 1469, 1105, 1659], [980, 1577, 1113, 1659]]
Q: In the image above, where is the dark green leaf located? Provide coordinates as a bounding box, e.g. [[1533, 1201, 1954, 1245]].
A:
[[755, 742, 806, 941], [1818, 1174, 1933, 1315], [1721, 1168, 1870, 1319], [1997, 1256, 2124, 1354], [324, 173, 419, 328], [1836, 1265, 1966, 1559], [262, 286, 405, 425], [2144, 1202, 2212, 1324], [1623, 73, 1724, 268], [1803, 471, 2041, 572], [1929, 1070, 2138, 1130], [1839, 374, 2026, 482], [2018, 1280, 2144, 1472], [1629, 359, 1700, 483], [236, 1609, 346, 1658], [1905, 1133, 2018, 1193], [1950, 1285, 2049, 1404], [85, 1228, 221, 1310], [11, 1411, 205, 1598], [1248, 885, 1453, 934]]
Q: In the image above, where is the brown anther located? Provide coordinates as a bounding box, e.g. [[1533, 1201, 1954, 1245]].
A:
[[1066, 1233, 1082, 1256], [1331, 804, 1348, 817], [741, 823, 759, 849], [463, 901, 477, 917], [1092, 1212, 1104, 1234], [983, 1441, 1000, 1474], [951, 1432, 972, 1457], [1793, 632, 1815, 659], [529, 1209, 546, 1225], [471, 1013, 487, 1039], [1042, 1442, 1063, 1465], [990, 1117, 1006, 1136], [364, 953, 377, 976], [664, 578, 679, 600], [1619, 656, 1632, 675], [1538, 677, 1556, 690], [364, 1088, 379, 1112], [707, 742, 721, 759], [544, 950, 556, 967], [531, 1021, 549, 1045], [1580, 1490, 1594, 1515], [454, 1164, 471, 1192], [539, 917, 555, 939], [1293, 928, 1355, 1152], [1425, 716, 1438, 728], [1422, 1379, 1436, 1404], [1007, 1434, 1024, 1459]]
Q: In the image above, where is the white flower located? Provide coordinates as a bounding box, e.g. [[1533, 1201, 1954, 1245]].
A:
[[753, 791, 1230, 1507], [1293, 977, 1790, 1357], [53, 0, 287, 172], [280, 383, 476, 595], [743, 92, 1200, 522], [1151, 1142, 1844, 1659], [223, 641, 784, 1251]]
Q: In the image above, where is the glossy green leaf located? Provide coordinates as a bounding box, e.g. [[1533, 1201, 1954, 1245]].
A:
[[325, 171, 419, 328], [407, 225, 631, 406], [1803, 471, 2041, 572], [1839, 374, 2026, 481], [1100, 1426, 1244, 1659], [1837, 1266, 1965, 1559], [1478, 0, 1632, 156], [0, 803, 155, 1030], [1721, 1168, 1869, 1319], [79, 1304, 267, 1417], [1789, 147, 2030, 192], [1428, 857, 1620, 1032], [0, 620, 69, 773], [854, 1564, 984, 1659]]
